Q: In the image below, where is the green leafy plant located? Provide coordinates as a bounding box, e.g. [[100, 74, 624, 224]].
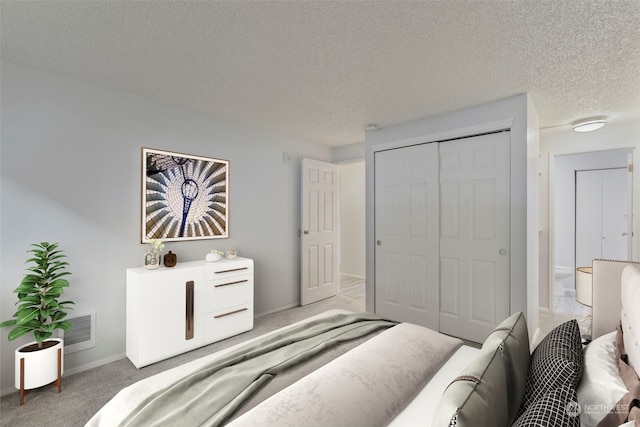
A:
[[0, 242, 74, 349]]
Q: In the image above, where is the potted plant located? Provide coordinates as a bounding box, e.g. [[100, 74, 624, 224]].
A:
[[0, 242, 74, 404], [144, 238, 164, 269]]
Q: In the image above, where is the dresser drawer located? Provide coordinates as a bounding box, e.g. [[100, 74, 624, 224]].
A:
[[204, 303, 254, 343], [204, 258, 253, 281], [204, 275, 253, 312]]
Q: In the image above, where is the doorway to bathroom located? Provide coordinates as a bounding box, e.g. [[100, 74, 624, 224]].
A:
[[553, 149, 632, 314]]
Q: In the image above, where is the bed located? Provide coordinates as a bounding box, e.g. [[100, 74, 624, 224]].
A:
[[577, 259, 640, 427], [87, 259, 640, 427]]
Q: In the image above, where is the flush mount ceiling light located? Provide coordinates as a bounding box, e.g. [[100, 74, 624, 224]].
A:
[[571, 117, 607, 132], [365, 123, 379, 131]]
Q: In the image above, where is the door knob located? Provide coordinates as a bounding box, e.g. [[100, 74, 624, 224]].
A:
[[377, 240, 382, 246], [499, 249, 507, 255], [303, 230, 309, 235]]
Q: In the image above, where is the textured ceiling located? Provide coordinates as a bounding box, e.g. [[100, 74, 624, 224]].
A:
[[1, 1, 639, 146]]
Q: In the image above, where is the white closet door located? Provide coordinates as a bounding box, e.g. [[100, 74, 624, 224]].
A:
[[576, 167, 629, 267], [602, 168, 630, 260], [374, 143, 440, 329], [439, 132, 510, 343], [575, 170, 603, 267]]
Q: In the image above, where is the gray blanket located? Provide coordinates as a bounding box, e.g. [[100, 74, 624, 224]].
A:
[[119, 312, 398, 427], [228, 321, 464, 427]]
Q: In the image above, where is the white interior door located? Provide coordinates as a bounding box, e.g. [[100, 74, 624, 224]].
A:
[[374, 143, 440, 329], [438, 132, 511, 343], [602, 168, 630, 260], [576, 167, 629, 267], [301, 158, 339, 305]]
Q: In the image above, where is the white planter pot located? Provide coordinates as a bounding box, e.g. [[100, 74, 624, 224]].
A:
[[14, 338, 63, 390]]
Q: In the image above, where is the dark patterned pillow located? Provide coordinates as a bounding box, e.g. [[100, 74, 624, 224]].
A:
[[511, 385, 580, 427], [517, 319, 584, 416]]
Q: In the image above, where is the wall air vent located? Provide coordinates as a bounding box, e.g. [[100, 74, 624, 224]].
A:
[[63, 310, 95, 354]]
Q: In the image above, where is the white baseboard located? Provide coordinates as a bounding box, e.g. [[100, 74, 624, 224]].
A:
[[340, 273, 365, 280], [64, 352, 127, 377], [254, 302, 299, 319]]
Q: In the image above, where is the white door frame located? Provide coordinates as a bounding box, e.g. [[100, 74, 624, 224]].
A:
[[547, 147, 637, 312]]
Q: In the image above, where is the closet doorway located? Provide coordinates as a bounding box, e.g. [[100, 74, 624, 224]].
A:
[[553, 149, 632, 314], [339, 161, 366, 290], [374, 131, 511, 343], [576, 167, 630, 266]]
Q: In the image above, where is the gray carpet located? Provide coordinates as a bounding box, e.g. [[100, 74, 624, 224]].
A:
[[0, 282, 365, 427]]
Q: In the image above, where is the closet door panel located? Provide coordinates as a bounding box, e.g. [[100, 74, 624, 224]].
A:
[[383, 253, 401, 304], [374, 143, 439, 329], [409, 254, 429, 311], [439, 132, 510, 343], [440, 181, 460, 239], [439, 257, 460, 316]]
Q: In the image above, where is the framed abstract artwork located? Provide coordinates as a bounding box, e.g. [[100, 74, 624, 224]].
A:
[[141, 148, 228, 242]]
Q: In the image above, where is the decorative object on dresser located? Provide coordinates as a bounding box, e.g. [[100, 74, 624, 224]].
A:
[[126, 257, 254, 368], [225, 248, 237, 259], [143, 238, 164, 270], [206, 250, 224, 262], [0, 242, 74, 405], [142, 148, 229, 242], [163, 251, 177, 267]]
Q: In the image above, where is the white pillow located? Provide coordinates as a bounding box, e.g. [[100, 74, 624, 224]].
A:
[[621, 265, 640, 378], [577, 331, 628, 427]]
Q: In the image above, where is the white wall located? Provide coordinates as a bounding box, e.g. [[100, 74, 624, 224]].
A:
[[538, 120, 640, 310], [339, 162, 365, 278], [364, 94, 539, 339], [0, 61, 331, 394], [333, 142, 364, 163]]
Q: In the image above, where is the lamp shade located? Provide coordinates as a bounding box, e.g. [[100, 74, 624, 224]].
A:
[[576, 266, 593, 307]]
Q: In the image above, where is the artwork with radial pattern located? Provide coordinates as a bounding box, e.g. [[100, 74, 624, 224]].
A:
[[142, 148, 228, 242]]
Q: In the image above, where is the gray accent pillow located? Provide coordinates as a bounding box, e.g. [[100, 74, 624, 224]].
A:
[[432, 312, 530, 426], [511, 385, 580, 427], [517, 319, 584, 417]]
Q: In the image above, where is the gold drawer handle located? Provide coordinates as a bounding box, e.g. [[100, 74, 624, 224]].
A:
[[214, 279, 248, 288], [214, 267, 248, 274], [214, 308, 248, 319]]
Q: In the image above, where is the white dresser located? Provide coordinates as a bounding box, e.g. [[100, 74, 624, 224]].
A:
[[126, 257, 254, 368]]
